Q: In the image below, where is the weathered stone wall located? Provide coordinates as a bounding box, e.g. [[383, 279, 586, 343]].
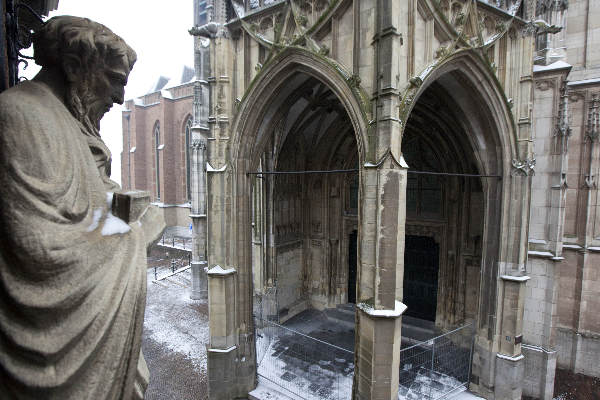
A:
[[524, 1, 600, 396], [275, 241, 305, 320], [204, 1, 536, 399]]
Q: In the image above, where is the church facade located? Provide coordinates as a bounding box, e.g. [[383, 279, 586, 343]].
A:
[[121, 68, 196, 227], [122, 1, 600, 399]]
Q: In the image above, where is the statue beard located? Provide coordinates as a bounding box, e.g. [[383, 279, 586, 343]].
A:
[[66, 82, 102, 137]]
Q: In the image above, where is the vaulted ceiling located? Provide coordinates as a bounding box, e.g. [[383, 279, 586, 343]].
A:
[[258, 72, 356, 171]]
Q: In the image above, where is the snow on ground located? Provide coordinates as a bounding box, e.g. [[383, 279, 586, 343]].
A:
[[398, 367, 471, 400], [143, 267, 208, 373], [255, 311, 354, 400], [446, 389, 485, 399], [256, 336, 353, 400]]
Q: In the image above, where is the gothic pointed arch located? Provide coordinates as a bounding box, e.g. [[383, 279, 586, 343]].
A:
[[183, 115, 193, 201], [230, 47, 371, 168], [153, 121, 161, 201]]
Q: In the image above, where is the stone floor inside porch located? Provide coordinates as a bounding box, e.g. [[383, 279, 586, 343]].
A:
[[253, 305, 477, 400]]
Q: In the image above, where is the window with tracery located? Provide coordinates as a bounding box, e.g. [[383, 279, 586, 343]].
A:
[[185, 117, 193, 201], [154, 122, 161, 201], [402, 134, 444, 220]]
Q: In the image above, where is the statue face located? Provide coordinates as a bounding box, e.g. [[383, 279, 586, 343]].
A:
[[88, 54, 131, 122]]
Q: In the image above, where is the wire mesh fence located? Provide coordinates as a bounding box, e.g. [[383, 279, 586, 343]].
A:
[[398, 323, 475, 400], [254, 288, 474, 400], [254, 290, 354, 400], [255, 319, 354, 400]]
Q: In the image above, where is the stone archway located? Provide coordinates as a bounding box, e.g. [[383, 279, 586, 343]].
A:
[[402, 77, 491, 330], [400, 52, 533, 399], [250, 75, 360, 320], [206, 49, 372, 399]]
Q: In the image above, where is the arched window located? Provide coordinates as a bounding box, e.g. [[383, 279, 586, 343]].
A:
[[402, 133, 443, 219], [154, 122, 161, 201], [184, 116, 193, 201]]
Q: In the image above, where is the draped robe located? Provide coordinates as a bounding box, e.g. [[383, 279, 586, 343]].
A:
[[0, 81, 162, 399]]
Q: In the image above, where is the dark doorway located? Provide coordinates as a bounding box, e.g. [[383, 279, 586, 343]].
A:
[[348, 230, 358, 304], [403, 235, 439, 321]]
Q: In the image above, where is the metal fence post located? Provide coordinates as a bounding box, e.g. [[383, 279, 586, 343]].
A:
[[468, 325, 475, 389], [431, 338, 435, 372]]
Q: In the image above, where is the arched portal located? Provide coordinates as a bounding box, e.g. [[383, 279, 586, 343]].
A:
[[206, 49, 372, 398], [399, 52, 532, 399], [402, 78, 490, 330], [250, 73, 360, 320]]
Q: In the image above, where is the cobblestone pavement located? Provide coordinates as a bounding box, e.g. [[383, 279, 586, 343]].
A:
[[143, 331, 208, 400], [143, 255, 208, 399]]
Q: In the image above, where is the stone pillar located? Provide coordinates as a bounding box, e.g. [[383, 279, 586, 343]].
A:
[[352, 0, 407, 397], [491, 162, 534, 399], [190, 138, 208, 299], [189, 4, 212, 300], [495, 275, 529, 399], [355, 309, 404, 400], [207, 265, 238, 400], [354, 153, 407, 400]]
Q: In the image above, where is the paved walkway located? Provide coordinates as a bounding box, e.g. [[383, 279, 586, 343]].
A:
[[142, 255, 208, 400]]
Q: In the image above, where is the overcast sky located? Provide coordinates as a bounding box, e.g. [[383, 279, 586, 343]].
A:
[[21, 0, 194, 185]]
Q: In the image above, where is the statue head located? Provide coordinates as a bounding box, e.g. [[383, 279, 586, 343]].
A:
[[32, 16, 137, 135]]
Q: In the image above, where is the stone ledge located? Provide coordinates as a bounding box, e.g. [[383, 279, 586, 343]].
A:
[[357, 300, 407, 318], [528, 250, 554, 258], [207, 265, 236, 276], [497, 353, 524, 362], [500, 275, 531, 282], [208, 345, 236, 353]]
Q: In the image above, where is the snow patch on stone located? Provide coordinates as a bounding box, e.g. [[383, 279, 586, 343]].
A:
[[207, 265, 236, 275], [87, 208, 103, 232], [533, 60, 572, 72], [101, 192, 131, 236], [357, 300, 407, 317]]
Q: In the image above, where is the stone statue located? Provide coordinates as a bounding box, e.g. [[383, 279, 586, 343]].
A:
[[0, 16, 164, 399]]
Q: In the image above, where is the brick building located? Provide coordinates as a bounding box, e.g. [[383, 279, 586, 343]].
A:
[[121, 66, 195, 227]]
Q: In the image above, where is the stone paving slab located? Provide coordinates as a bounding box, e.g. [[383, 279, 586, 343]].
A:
[[142, 254, 209, 399]]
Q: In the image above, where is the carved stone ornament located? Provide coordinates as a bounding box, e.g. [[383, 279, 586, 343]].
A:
[[189, 22, 221, 38], [535, 79, 555, 92], [536, 0, 569, 15], [0, 16, 165, 399], [511, 158, 537, 176], [192, 138, 207, 150]]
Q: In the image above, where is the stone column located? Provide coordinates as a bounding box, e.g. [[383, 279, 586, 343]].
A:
[[494, 162, 535, 399], [207, 266, 238, 399], [190, 138, 208, 299], [352, 1, 408, 398], [495, 275, 529, 399], [355, 153, 408, 400], [189, 5, 212, 300]]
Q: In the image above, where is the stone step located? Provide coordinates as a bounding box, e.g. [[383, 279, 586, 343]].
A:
[[336, 303, 356, 316], [324, 307, 355, 328], [401, 325, 436, 345], [401, 316, 436, 344], [403, 315, 435, 330]]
